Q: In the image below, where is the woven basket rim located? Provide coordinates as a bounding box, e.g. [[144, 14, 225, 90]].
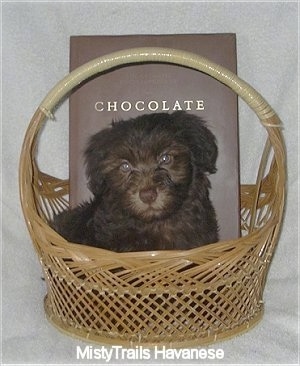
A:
[[44, 213, 278, 260]]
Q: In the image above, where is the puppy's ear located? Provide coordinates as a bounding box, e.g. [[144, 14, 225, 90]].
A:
[[172, 111, 218, 174], [84, 129, 111, 196]]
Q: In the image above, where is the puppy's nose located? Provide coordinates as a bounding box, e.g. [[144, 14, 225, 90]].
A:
[[139, 187, 158, 204]]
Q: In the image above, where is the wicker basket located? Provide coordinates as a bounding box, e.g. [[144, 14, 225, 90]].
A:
[[19, 48, 286, 348]]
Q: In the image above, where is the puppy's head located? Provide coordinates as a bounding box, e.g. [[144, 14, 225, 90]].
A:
[[85, 111, 217, 222]]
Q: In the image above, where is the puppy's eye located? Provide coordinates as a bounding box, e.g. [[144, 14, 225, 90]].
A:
[[120, 161, 132, 173], [159, 153, 171, 165]]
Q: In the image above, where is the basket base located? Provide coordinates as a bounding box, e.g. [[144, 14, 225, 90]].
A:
[[44, 294, 264, 348]]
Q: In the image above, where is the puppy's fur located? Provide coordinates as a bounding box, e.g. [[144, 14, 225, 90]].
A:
[[52, 111, 219, 251]]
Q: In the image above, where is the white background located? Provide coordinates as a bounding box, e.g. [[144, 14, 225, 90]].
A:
[[2, 1, 298, 364]]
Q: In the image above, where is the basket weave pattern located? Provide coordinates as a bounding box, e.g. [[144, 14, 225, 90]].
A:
[[19, 48, 286, 347]]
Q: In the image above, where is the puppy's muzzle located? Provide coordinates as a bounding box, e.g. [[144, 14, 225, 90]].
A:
[[139, 187, 158, 204]]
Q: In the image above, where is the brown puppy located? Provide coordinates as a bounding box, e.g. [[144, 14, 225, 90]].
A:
[[52, 111, 219, 251]]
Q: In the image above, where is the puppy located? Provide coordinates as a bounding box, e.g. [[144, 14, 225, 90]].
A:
[[52, 111, 219, 251]]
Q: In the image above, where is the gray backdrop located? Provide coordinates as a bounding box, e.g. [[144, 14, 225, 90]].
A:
[[2, 1, 298, 364]]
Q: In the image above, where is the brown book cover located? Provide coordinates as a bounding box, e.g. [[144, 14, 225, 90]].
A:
[[69, 34, 240, 241]]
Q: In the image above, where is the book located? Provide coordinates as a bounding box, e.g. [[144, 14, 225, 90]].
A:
[[69, 34, 240, 241]]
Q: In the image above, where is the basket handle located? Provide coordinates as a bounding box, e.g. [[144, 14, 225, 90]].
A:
[[39, 47, 281, 127], [20, 47, 285, 244]]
